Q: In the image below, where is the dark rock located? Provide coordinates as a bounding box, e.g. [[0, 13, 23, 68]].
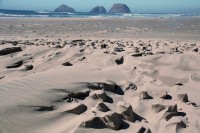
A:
[[177, 94, 189, 103], [90, 6, 106, 14], [159, 92, 172, 100], [193, 48, 198, 52], [80, 111, 123, 130], [123, 81, 137, 91], [11, 41, 19, 46], [177, 121, 187, 128], [165, 120, 186, 130], [6, 60, 23, 68], [137, 127, 151, 133], [62, 62, 73, 66], [0, 40, 6, 45], [117, 101, 136, 122], [175, 82, 183, 86], [102, 112, 123, 130], [163, 104, 179, 121], [100, 80, 117, 93], [54, 4, 76, 13], [90, 90, 109, 102], [164, 112, 179, 121], [139, 91, 153, 100], [79, 57, 86, 61], [24, 65, 33, 71], [143, 52, 154, 56], [68, 91, 90, 100], [100, 44, 107, 49], [0, 47, 22, 56], [167, 104, 178, 112], [113, 47, 124, 52], [96, 102, 110, 112], [54, 45, 62, 48], [143, 46, 152, 52], [109, 3, 131, 13], [87, 82, 102, 90], [156, 51, 166, 54], [0, 76, 5, 80], [152, 104, 166, 113], [66, 103, 87, 114], [62, 91, 90, 102], [115, 56, 124, 65], [71, 39, 85, 45], [80, 117, 106, 129], [34, 106, 55, 111], [80, 49, 84, 52], [132, 53, 143, 57]]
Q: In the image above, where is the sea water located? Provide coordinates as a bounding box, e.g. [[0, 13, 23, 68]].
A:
[[0, 9, 199, 18]]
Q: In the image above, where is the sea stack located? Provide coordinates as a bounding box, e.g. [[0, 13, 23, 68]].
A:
[[90, 6, 107, 14], [54, 4, 76, 13], [109, 3, 131, 13]]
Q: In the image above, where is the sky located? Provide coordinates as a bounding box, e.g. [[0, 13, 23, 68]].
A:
[[0, 0, 200, 13]]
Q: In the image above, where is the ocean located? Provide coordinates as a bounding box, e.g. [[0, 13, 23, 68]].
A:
[[0, 9, 199, 18]]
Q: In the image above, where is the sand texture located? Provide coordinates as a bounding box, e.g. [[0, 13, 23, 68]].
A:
[[0, 18, 200, 133]]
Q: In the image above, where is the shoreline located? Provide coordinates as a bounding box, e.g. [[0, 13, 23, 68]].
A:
[[0, 17, 200, 41]]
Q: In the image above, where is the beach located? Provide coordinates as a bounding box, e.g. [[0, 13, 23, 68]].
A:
[[0, 17, 200, 133], [0, 17, 200, 40]]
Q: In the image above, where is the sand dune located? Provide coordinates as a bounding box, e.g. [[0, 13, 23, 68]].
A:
[[0, 18, 200, 133]]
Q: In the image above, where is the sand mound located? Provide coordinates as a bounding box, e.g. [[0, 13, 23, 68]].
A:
[[0, 38, 200, 133]]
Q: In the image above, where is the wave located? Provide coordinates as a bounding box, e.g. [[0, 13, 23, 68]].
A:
[[52, 11, 76, 15], [0, 13, 26, 17], [0, 13, 49, 18], [35, 11, 51, 14]]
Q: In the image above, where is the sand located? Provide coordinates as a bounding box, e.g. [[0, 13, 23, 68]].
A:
[[0, 17, 200, 133]]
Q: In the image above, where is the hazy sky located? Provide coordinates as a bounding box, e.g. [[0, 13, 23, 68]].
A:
[[0, 0, 200, 13]]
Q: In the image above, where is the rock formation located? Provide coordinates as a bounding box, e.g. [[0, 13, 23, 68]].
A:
[[109, 3, 131, 13], [90, 6, 106, 14], [54, 4, 76, 13]]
